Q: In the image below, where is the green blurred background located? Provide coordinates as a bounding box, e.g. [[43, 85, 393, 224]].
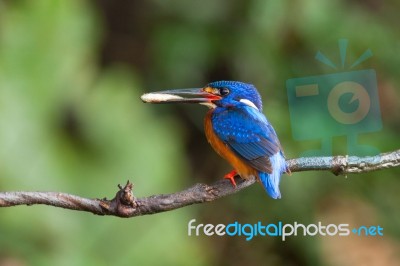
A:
[[0, 0, 399, 265]]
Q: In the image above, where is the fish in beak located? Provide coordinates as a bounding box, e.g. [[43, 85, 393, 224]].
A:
[[141, 88, 221, 105]]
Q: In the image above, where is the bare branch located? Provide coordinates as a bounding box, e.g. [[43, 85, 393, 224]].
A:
[[287, 149, 400, 175], [1, 149, 399, 218]]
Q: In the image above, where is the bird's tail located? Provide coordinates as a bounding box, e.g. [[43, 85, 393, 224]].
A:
[[259, 152, 288, 199]]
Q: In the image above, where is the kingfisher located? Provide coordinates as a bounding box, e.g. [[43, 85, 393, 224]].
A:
[[141, 81, 290, 199]]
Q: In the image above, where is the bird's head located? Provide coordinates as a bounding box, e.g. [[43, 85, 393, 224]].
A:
[[141, 81, 263, 111]]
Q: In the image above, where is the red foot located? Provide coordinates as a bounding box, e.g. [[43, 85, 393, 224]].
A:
[[224, 170, 237, 187]]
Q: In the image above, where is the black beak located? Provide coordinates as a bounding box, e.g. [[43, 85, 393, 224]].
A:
[[141, 88, 221, 104]]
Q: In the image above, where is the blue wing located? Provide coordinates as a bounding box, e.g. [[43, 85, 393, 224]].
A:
[[211, 105, 281, 174]]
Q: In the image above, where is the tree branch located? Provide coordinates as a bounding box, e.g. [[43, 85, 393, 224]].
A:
[[1, 149, 399, 218]]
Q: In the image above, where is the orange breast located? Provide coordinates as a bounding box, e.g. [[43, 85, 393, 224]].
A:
[[204, 110, 258, 179]]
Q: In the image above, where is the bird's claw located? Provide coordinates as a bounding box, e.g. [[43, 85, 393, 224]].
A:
[[224, 170, 237, 187]]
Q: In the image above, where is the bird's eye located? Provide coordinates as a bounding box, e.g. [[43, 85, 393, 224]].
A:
[[219, 87, 230, 96]]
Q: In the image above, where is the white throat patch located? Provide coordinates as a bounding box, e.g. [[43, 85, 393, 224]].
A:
[[239, 99, 259, 111], [200, 102, 217, 109]]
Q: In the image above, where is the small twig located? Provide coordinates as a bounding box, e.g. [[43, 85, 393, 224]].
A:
[[0, 149, 399, 218]]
